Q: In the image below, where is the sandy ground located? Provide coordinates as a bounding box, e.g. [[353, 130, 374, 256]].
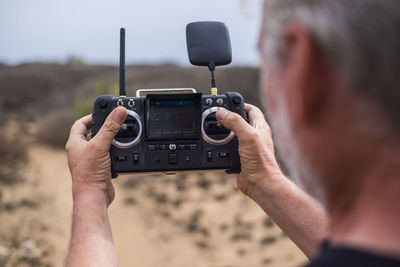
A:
[[0, 145, 308, 267]]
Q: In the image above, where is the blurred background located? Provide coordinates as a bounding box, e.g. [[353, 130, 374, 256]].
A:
[[0, 0, 307, 266]]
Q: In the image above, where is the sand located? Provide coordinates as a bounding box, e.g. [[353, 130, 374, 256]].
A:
[[0, 145, 307, 267]]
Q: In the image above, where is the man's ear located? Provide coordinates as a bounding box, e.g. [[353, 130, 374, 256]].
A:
[[281, 23, 333, 126]]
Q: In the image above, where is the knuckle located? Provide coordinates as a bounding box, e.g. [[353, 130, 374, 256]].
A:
[[249, 129, 259, 139], [253, 105, 261, 112], [222, 112, 233, 123], [265, 125, 272, 135], [65, 141, 71, 153], [243, 128, 259, 142], [71, 120, 78, 128], [254, 106, 263, 115], [71, 120, 80, 130], [87, 140, 102, 152], [225, 112, 240, 123], [103, 120, 120, 133]]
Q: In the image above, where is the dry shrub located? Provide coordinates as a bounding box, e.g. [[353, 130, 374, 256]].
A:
[[0, 126, 27, 185], [219, 67, 261, 108], [0, 75, 52, 115], [0, 63, 262, 149], [73, 81, 117, 120], [36, 109, 75, 149], [0, 219, 53, 267]]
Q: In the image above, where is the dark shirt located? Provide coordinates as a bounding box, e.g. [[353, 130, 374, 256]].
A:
[[306, 244, 400, 267]]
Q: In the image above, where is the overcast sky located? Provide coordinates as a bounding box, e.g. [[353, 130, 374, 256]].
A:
[[0, 0, 263, 66]]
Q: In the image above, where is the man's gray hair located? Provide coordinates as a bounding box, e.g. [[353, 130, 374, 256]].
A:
[[262, 0, 400, 134]]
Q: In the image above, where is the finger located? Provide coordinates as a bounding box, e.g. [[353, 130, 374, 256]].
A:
[[69, 114, 93, 141], [216, 108, 256, 143], [91, 107, 128, 152], [86, 132, 93, 142], [244, 104, 269, 131]]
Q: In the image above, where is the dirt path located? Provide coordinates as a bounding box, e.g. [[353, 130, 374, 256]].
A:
[[1, 144, 307, 267]]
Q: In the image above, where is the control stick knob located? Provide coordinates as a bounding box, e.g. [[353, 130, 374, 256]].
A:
[[201, 107, 235, 145], [112, 110, 142, 149]]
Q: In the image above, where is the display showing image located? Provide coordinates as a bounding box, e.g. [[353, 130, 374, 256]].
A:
[[147, 99, 197, 139]]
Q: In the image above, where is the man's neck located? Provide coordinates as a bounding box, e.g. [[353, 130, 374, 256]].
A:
[[329, 152, 400, 258]]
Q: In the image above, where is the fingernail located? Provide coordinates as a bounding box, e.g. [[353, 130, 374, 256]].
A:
[[216, 108, 228, 120], [114, 107, 127, 122]]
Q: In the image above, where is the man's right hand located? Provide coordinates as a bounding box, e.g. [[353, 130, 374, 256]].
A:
[[216, 104, 283, 198], [217, 104, 328, 259]]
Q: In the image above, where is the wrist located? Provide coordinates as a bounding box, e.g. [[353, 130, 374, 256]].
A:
[[72, 183, 109, 208], [246, 165, 286, 203]]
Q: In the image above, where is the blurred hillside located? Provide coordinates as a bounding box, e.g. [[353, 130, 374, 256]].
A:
[[0, 63, 261, 147]]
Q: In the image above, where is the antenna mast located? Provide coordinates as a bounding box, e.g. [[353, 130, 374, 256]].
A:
[[119, 28, 126, 97]]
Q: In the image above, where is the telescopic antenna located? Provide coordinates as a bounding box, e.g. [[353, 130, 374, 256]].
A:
[[119, 27, 126, 97]]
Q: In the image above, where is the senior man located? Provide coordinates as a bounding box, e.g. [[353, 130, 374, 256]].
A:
[[65, 0, 400, 266]]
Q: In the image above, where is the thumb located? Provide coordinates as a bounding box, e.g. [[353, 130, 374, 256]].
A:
[[91, 107, 128, 152], [216, 108, 255, 143]]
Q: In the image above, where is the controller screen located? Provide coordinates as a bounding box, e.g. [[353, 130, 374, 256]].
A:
[[147, 99, 197, 139]]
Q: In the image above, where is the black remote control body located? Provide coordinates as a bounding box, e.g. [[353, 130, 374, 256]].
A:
[[92, 92, 247, 176]]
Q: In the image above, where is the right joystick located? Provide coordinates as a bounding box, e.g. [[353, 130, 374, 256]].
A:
[[201, 107, 235, 145]]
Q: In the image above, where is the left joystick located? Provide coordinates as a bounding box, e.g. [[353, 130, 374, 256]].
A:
[[112, 110, 142, 149]]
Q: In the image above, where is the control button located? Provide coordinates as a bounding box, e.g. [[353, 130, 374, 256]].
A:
[[168, 153, 178, 164], [133, 153, 139, 163], [118, 122, 139, 137], [207, 151, 213, 161], [216, 98, 224, 106], [116, 156, 127, 161], [206, 98, 213, 106], [117, 99, 124, 107], [185, 156, 191, 163], [148, 145, 156, 151], [128, 99, 135, 108], [169, 144, 177, 151], [233, 96, 242, 105], [99, 99, 107, 108], [218, 152, 230, 158], [160, 144, 167, 150], [189, 143, 197, 150], [179, 144, 186, 150]]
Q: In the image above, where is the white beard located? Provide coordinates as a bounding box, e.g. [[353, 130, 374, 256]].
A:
[[267, 87, 327, 205]]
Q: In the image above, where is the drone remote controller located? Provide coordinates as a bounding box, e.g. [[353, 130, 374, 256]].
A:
[[92, 22, 247, 177]]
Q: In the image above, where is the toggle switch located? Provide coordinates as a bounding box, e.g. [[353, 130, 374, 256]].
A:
[[133, 153, 139, 163], [207, 150, 213, 161]]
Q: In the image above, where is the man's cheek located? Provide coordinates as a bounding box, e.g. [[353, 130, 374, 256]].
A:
[[261, 70, 279, 117]]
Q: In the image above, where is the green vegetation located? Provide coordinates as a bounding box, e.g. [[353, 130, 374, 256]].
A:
[[73, 81, 118, 120], [0, 63, 260, 149]]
